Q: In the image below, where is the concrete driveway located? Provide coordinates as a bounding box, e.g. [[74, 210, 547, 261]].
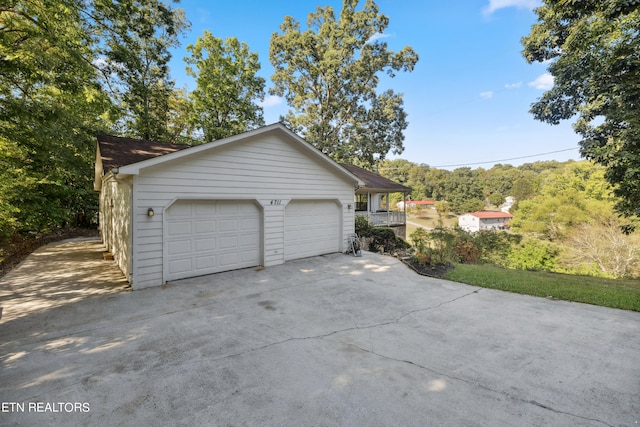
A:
[[1, 238, 639, 426]]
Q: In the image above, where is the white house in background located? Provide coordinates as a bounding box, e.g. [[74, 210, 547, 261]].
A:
[[94, 123, 364, 289], [458, 211, 514, 232], [396, 199, 435, 210]]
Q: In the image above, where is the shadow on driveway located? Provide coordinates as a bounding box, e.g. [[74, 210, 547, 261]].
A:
[[1, 238, 639, 426]]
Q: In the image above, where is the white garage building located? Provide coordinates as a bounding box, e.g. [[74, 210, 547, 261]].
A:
[[94, 124, 363, 289]]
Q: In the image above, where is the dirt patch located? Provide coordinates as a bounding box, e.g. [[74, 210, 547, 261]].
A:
[[400, 257, 454, 279], [0, 228, 99, 279]]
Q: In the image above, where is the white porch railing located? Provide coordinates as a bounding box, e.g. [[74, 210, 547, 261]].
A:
[[357, 211, 406, 226]]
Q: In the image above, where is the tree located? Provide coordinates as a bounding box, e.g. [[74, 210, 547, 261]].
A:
[[269, 0, 418, 166], [94, 0, 188, 141], [0, 0, 188, 238], [510, 162, 617, 239], [185, 32, 265, 142], [522, 1, 640, 218], [562, 214, 640, 278], [0, 0, 109, 236]]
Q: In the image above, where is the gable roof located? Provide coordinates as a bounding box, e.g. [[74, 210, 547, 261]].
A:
[[341, 164, 411, 193], [465, 211, 514, 219], [95, 123, 364, 188], [97, 134, 190, 171]]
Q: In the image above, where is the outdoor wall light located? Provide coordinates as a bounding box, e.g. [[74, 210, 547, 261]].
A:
[[147, 207, 155, 217], [347, 204, 353, 210]]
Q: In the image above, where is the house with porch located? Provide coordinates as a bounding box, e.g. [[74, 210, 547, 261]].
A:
[[340, 164, 411, 238]]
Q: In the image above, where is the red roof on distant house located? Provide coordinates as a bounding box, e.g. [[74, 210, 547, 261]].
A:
[[468, 211, 514, 219], [413, 200, 435, 205]]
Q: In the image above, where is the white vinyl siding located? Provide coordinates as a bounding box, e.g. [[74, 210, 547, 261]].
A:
[[130, 133, 355, 289], [100, 175, 132, 280]]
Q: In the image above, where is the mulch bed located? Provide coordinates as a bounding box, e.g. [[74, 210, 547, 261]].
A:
[[399, 256, 454, 279], [0, 228, 99, 279]]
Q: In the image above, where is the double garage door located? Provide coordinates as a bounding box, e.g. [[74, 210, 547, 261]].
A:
[[165, 199, 340, 281]]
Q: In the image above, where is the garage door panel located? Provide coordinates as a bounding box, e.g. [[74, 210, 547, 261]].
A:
[[168, 203, 193, 217], [168, 240, 191, 255], [195, 220, 215, 233], [195, 255, 216, 270], [195, 237, 215, 252], [168, 221, 192, 236], [285, 200, 340, 261], [168, 258, 192, 275], [165, 200, 261, 281]]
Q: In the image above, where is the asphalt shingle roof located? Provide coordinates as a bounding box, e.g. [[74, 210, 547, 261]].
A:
[[97, 134, 190, 171], [341, 164, 411, 192]]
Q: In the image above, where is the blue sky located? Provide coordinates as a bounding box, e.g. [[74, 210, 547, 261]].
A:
[[168, 0, 581, 169]]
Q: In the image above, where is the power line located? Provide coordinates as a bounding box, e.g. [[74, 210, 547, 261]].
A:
[[429, 147, 579, 168]]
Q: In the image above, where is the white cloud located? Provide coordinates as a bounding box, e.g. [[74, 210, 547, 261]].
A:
[[528, 73, 554, 90], [480, 91, 494, 99], [366, 32, 392, 44], [260, 95, 284, 108], [483, 0, 541, 15], [505, 82, 522, 89]]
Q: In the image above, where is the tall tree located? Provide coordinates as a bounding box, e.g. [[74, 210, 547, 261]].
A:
[[93, 0, 188, 141], [269, 0, 418, 166], [0, 0, 108, 236], [185, 31, 265, 142], [522, 1, 640, 218]]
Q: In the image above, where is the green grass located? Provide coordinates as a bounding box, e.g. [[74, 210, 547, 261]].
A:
[[443, 263, 640, 312]]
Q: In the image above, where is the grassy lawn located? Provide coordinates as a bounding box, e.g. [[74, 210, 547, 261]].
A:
[[443, 263, 640, 312], [406, 211, 457, 240]]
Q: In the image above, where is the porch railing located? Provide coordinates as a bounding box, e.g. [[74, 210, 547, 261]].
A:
[[357, 211, 406, 226]]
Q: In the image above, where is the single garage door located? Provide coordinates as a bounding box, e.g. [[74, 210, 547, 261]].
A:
[[165, 200, 261, 281], [284, 200, 340, 261]]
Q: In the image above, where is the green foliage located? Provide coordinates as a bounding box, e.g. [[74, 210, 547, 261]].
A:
[[508, 238, 559, 271], [487, 192, 505, 207], [95, 0, 189, 141], [510, 162, 617, 240], [0, 0, 187, 238], [522, 1, 640, 218], [185, 32, 265, 142], [409, 228, 429, 254], [269, 0, 418, 166], [354, 214, 372, 236], [473, 230, 521, 267], [367, 227, 410, 254]]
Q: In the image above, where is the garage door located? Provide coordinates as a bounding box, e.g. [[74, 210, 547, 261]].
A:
[[284, 200, 340, 261], [165, 200, 261, 281]]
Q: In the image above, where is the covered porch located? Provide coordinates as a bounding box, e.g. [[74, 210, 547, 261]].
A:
[[341, 164, 411, 235]]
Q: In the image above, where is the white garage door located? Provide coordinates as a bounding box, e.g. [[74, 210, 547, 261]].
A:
[[165, 200, 261, 281], [284, 200, 340, 261]]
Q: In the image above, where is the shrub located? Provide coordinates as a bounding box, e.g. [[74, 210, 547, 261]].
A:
[[369, 227, 410, 254], [508, 238, 559, 271], [355, 214, 372, 236], [409, 228, 429, 254], [412, 251, 432, 267]]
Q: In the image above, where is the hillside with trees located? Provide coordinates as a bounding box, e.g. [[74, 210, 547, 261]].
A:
[[375, 159, 640, 278]]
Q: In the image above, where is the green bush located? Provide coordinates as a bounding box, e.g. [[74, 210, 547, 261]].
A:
[[409, 228, 429, 253], [369, 227, 410, 254], [355, 214, 372, 236], [508, 238, 559, 271]]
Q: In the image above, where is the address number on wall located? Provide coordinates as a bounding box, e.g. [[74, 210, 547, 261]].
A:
[[270, 199, 283, 205]]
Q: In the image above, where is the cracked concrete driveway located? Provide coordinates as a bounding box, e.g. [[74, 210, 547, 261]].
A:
[[1, 238, 639, 426]]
